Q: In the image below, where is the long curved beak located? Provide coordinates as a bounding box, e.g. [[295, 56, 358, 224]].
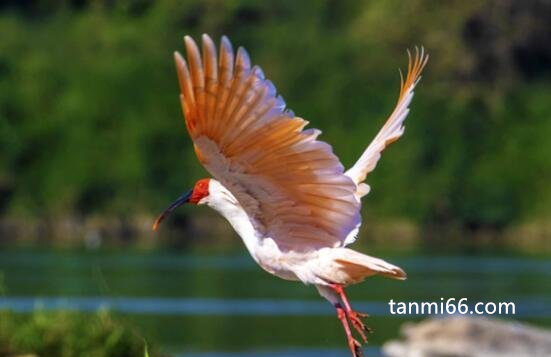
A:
[[152, 189, 193, 231]]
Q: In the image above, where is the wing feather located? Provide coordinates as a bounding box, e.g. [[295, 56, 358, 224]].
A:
[[201, 34, 218, 133], [176, 35, 361, 252], [345, 47, 428, 199]]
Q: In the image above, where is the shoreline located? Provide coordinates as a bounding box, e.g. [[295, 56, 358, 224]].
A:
[[0, 214, 549, 254]]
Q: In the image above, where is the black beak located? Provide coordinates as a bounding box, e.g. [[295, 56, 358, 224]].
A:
[[152, 189, 193, 231]]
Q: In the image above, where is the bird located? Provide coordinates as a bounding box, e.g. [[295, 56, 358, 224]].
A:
[[153, 34, 428, 357]]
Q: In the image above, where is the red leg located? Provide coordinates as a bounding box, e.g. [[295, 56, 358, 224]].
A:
[[335, 303, 364, 357], [331, 284, 371, 342]]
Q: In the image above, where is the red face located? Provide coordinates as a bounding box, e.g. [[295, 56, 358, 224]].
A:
[[189, 178, 210, 204]]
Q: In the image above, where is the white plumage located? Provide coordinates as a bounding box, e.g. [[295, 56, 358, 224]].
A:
[[155, 34, 428, 357]]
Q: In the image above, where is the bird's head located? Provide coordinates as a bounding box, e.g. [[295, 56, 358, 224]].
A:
[[152, 178, 211, 231]]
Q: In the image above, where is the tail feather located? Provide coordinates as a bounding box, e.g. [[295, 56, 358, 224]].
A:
[[320, 248, 406, 285]]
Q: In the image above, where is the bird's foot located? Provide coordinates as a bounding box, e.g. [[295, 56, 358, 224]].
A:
[[336, 304, 365, 357], [330, 284, 372, 343], [348, 336, 364, 357], [348, 310, 371, 343]]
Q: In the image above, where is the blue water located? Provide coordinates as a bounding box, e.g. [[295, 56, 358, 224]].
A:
[[0, 296, 549, 317], [176, 347, 384, 357], [0, 250, 549, 356]]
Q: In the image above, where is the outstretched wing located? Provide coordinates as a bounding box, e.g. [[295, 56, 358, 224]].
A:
[[345, 48, 428, 199], [175, 35, 360, 252]]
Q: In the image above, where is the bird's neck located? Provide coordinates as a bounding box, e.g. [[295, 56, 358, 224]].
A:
[[206, 180, 260, 258]]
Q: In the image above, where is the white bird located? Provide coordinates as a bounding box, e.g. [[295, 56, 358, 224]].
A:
[[153, 34, 428, 357]]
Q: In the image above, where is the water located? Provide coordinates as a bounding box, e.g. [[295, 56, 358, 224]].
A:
[[0, 250, 549, 356]]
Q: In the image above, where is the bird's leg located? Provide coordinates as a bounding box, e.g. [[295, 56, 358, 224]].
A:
[[331, 284, 371, 342], [335, 302, 364, 357]]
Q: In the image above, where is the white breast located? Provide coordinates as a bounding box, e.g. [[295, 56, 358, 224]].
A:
[[205, 180, 260, 257], [205, 179, 312, 282]]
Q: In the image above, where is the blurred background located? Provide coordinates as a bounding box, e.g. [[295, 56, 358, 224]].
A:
[[0, 1, 550, 357]]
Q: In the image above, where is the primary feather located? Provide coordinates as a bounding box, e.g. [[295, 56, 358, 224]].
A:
[[345, 47, 429, 200], [176, 35, 361, 252]]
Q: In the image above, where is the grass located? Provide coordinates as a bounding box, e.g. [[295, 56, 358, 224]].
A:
[[0, 309, 161, 357]]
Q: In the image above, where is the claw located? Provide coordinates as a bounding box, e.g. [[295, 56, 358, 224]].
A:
[[352, 341, 365, 357], [356, 311, 370, 318], [347, 334, 364, 357]]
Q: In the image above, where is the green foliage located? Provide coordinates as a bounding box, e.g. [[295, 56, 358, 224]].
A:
[[0, 272, 5, 296], [144, 341, 150, 357], [0, 309, 156, 357], [0, 1, 549, 236]]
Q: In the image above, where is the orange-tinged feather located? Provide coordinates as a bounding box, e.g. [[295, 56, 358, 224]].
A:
[[174, 35, 361, 252]]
